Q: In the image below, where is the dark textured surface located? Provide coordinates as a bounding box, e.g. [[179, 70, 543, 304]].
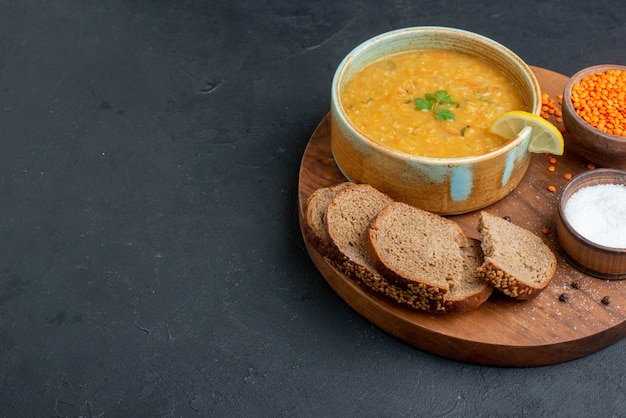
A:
[[1, 1, 625, 416]]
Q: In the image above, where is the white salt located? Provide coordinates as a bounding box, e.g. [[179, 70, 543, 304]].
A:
[[564, 183, 626, 248]]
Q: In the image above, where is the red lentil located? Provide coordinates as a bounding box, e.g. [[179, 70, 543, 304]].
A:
[[547, 185, 557, 193], [587, 162, 596, 170], [549, 157, 558, 164], [564, 172, 572, 180], [541, 227, 551, 235], [540, 93, 561, 121], [571, 69, 626, 136], [547, 165, 556, 172]]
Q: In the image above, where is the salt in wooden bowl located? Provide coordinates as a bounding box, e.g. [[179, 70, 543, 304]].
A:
[[556, 168, 626, 279]]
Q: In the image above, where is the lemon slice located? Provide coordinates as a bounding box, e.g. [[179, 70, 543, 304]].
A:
[[490, 110, 564, 155]]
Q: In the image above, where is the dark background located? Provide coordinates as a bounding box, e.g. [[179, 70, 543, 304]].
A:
[[1, 0, 625, 416]]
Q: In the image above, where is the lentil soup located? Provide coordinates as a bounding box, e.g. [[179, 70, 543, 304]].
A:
[[340, 49, 527, 158]]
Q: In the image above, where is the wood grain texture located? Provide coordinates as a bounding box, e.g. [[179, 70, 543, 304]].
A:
[[298, 66, 626, 367]]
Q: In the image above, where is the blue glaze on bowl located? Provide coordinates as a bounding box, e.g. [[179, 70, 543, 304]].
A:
[[450, 165, 474, 202], [502, 126, 532, 187]]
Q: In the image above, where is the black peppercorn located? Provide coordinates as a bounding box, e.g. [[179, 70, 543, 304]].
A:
[[601, 296, 611, 305], [571, 280, 581, 289], [559, 293, 569, 302], [503, 216, 511, 222]]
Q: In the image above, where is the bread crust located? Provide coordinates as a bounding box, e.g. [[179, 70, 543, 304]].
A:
[[476, 259, 556, 300], [325, 254, 453, 313]]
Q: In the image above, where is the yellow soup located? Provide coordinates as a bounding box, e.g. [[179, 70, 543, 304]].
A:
[[340, 50, 527, 158]]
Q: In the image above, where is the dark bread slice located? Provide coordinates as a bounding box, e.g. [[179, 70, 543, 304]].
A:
[[303, 182, 354, 255], [365, 202, 492, 313], [324, 183, 394, 293], [476, 211, 557, 300], [307, 183, 453, 312]]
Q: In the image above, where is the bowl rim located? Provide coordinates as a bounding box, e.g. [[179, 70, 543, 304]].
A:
[[331, 26, 541, 166], [562, 64, 626, 142], [558, 168, 626, 253]]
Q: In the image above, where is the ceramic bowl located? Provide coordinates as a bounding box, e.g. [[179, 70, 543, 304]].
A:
[[562, 64, 626, 169], [556, 168, 626, 280], [330, 27, 542, 215]]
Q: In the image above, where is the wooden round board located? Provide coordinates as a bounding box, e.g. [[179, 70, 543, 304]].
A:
[[298, 66, 626, 367]]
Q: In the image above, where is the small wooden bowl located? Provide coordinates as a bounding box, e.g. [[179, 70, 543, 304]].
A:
[[562, 64, 626, 169], [556, 168, 626, 279]]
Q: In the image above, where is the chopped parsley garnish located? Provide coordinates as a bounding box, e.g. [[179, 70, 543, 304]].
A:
[[415, 90, 458, 121]]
